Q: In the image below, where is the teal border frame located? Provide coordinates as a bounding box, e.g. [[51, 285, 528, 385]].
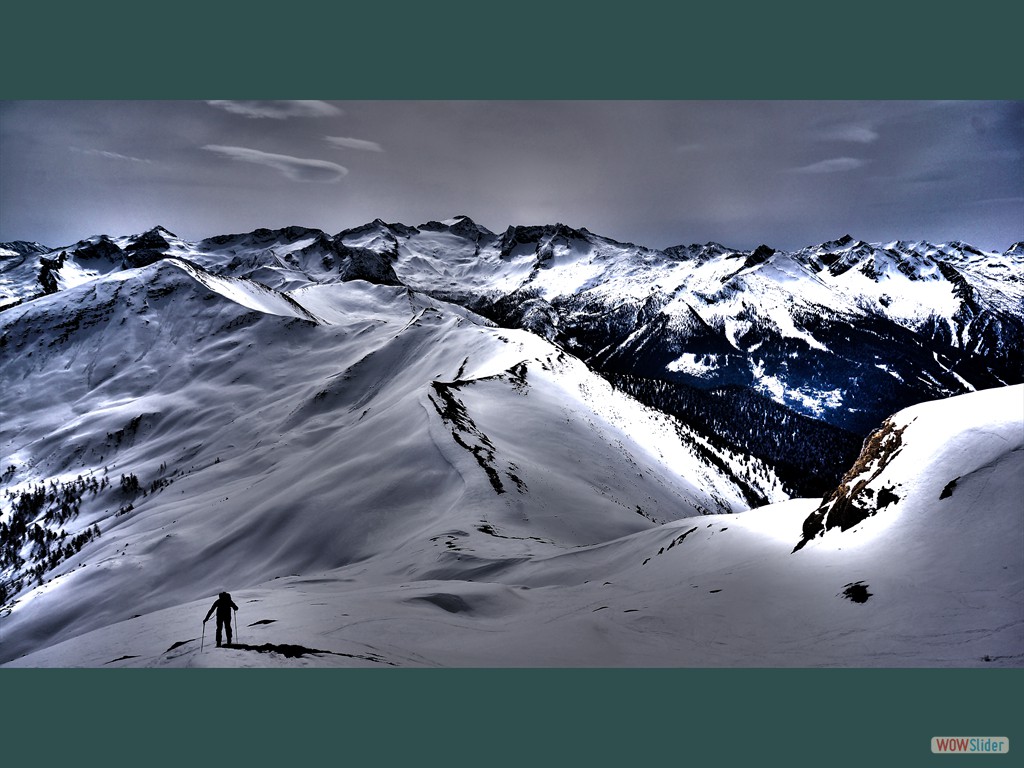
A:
[[3, 2, 1020, 99]]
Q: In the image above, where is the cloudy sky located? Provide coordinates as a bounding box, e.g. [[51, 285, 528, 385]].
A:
[[1, 100, 1021, 252]]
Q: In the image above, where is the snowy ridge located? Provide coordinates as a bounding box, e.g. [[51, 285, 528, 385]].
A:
[[3, 223, 1021, 490], [1, 221, 1021, 667], [165, 257, 324, 323], [0, 255, 780, 665], [3, 384, 1020, 667], [796, 384, 1024, 551]]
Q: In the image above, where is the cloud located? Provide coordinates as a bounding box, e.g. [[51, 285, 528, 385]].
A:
[[817, 125, 879, 143], [201, 145, 349, 182], [205, 100, 343, 120], [965, 195, 1024, 206], [71, 146, 152, 164], [791, 157, 867, 174], [325, 136, 384, 152]]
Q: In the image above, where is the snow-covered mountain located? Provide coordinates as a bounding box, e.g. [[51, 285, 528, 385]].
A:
[[4, 369, 1020, 666], [459, 225, 1020, 431], [58, 217, 1016, 496], [0, 240, 52, 307], [1, 221, 1021, 667], [293, 221, 989, 492]]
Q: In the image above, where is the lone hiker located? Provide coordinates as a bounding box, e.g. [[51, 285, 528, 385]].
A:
[[203, 592, 238, 647]]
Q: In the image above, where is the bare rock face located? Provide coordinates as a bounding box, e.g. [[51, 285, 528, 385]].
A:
[[793, 418, 908, 551]]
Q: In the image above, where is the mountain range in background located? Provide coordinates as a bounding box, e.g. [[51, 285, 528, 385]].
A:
[[1, 218, 1021, 667]]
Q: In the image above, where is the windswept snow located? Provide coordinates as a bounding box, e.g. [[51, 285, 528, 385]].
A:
[[6, 377, 1021, 668], [1, 256, 775, 665], [165, 258, 324, 323], [1, 224, 1021, 668], [667, 352, 721, 376]]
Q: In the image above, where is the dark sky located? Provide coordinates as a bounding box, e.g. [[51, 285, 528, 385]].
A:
[[1, 100, 1021, 252]]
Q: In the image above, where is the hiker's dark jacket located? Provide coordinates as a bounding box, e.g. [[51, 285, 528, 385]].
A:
[[205, 594, 238, 623]]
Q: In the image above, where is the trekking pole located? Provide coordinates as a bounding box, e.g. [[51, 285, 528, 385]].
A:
[[201, 620, 206, 652], [234, 610, 239, 646]]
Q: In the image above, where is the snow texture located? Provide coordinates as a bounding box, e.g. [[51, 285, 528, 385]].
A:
[[0, 223, 1021, 667]]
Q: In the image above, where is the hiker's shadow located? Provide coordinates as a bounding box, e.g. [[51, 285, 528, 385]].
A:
[[161, 620, 400, 665], [220, 641, 329, 658]]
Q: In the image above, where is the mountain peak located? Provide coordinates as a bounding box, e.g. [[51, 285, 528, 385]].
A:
[[338, 218, 419, 240], [746, 244, 777, 265], [0, 240, 51, 258], [811, 234, 856, 250], [125, 227, 172, 251], [417, 215, 493, 239]]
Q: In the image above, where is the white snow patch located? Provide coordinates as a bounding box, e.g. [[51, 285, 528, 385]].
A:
[[874, 363, 904, 382], [751, 361, 844, 415], [166, 258, 322, 322], [762, 298, 829, 351], [53, 260, 102, 290], [790, 387, 844, 415], [751, 360, 786, 403], [667, 352, 722, 376], [932, 351, 977, 392]]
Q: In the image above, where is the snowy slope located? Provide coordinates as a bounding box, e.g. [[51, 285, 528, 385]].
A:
[[1, 221, 1021, 667], [0, 241, 52, 309], [9, 223, 1019, 434], [271, 221, 1019, 454], [4, 386, 1020, 668], [0, 251, 775, 665]]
